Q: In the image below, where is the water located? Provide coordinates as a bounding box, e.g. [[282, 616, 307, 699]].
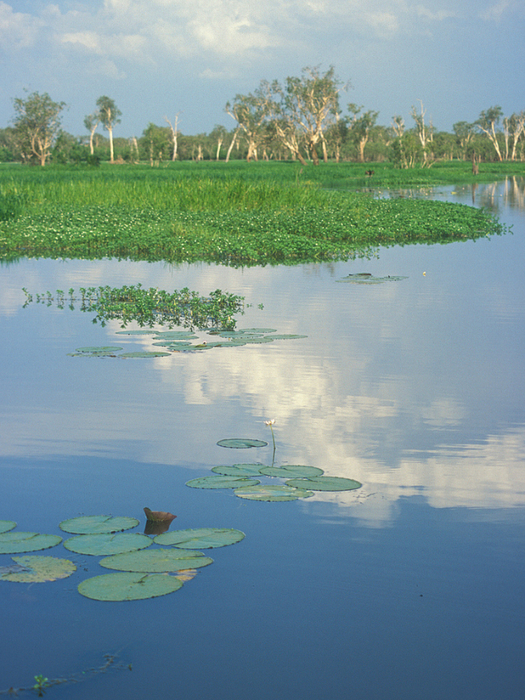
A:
[[1, 181, 524, 699]]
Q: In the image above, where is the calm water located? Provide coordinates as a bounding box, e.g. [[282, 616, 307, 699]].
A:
[[1, 180, 524, 699]]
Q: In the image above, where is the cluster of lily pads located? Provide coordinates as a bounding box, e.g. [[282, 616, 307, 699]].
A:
[[67, 327, 307, 359], [186, 437, 362, 501], [0, 516, 244, 602]]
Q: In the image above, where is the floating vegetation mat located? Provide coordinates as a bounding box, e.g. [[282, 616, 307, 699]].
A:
[[337, 273, 408, 284]]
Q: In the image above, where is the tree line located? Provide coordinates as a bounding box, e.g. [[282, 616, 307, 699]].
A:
[[1, 67, 524, 167]]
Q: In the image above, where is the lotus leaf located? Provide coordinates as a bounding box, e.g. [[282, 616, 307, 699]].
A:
[[260, 465, 324, 478], [119, 351, 171, 358], [152, 341, 192, 348], [0, 532, 62, 554], [0, 520, 16, 534], [63, 533, 152, 556], [234, 484, 314, 502], [155, 528, 245, 549], [99, 548, 213, 573], [211, 464, 266, 476], [0, 555, 76, 583], [59, 515, 139, 534], [217, 438, 268, 449], [78, 572, 184, 601], [285, 476, 362, 491], [237, 328, 277, 334], [240, 337, 275, 344], [153, 331, 198, 339], [68, 351, 122, 357], [186, 475, 259, 489]]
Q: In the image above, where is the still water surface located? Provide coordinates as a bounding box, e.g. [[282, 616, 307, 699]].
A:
[[1, 181, 524, 699]]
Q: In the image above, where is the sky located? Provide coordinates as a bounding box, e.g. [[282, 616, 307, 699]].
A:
[[1, 0, 524, 138]]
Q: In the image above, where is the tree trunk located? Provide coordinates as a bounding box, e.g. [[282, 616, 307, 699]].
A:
[[108, 127, 114, 163], [225, 128, 239, 163]]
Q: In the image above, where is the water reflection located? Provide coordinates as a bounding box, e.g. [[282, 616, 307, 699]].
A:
[[0, 183, 524, 527]]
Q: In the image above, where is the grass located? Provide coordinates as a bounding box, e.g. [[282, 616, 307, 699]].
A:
[[0, 160, 515, 266]]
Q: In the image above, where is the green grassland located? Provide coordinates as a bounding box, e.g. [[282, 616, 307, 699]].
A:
[[0, 160, 517, 266]]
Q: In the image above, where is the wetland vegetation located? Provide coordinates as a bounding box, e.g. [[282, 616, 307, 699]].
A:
[[0, 161, 511, 267]]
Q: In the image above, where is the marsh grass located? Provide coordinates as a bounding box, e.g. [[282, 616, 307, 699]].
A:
[[0, 161, 510, 266]]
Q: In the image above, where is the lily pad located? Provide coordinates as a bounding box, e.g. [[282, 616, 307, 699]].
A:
[[0, 532, 62, 554], [155, 528, 245, 549], [59, 515, 139, 535], [211, 464, 266, 477], [78, 572, 184, 601], [115, 330, 157, 335], [75, 346, 123, 353], [186, 475, 259, 489], [0, 555, 76, 583], [63, 533, 152, 556], [99, 548, 213, 573], [237, 328, 277, 334], [119, 351, 171, 358], [285, 476, 362, 491], [153, 331, 198, 339], [234, 484, 314, 502], [260, 465, 324, 478], [217, 438, 268, 449], [0, 520, 16, 534], [265, 334, 307, 340]]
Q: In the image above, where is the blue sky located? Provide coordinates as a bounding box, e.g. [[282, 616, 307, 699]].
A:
[[1, 0, 524, 138]]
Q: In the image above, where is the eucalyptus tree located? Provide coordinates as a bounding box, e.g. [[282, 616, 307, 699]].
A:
[[83, 112, 100, 155], [453, 121, 477, 159], [164, 113, 180, 161], [209, 124, 228, 160], [278, 66, 345, 164], [476, 106, 503, 161], [347, 104, 379, 162], [12, 91, 66, 165], [225, 83, 274, 161], [96, 96, 122, 163], [410, 100, 434, 164], [502, 111, 525, 160]]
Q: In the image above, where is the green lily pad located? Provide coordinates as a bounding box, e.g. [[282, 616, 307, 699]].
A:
[[152, 341, 193, 348], [211, 464, 266, 476], [234, 484, 314, 502], [0, 520, 16, 534], [154, 331, 198, 339], [0, 532, 62, 554], [186, 475, 259, 489], [115, 330, 157, 335], [78, 572, 183, 601], [260, 465, 324, 478], [63, 532, 152, 556], [75, 346, 123, 353], [265, 334, 307, 340], [59, 515, 139, 535], [154, 528, 245, 549], [119, 351, 171, 358], [0, 555, 76, 583], [99, 548, 213, 573], [237, 328, 277, 334], [217, 438, 268, 449], [285, 476, 362, 491]]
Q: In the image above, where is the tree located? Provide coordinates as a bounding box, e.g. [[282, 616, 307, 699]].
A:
[[503, 111, 525, 161], [348, 104, 379, 162], [453, 121, 476, 159], [209, 125, 228, 160], [411, 100, 434, 164], [476, 106, 503, 161], [96, 96, 122, 163], [164, 114, 180, 161], [278, 66, 345, 165], [225, 84, 274, 161], [12, 91, 66, 165], [84, 113, 100, 155]]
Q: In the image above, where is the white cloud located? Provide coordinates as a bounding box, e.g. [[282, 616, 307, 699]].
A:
[[479, 0, 512, 21], [0, 1, 42, 49]]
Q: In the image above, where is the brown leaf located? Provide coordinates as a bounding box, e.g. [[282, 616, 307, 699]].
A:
[[143, 507, 177, 523]]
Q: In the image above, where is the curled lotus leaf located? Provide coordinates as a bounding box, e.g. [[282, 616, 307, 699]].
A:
[[119, 351, 171, 358], [0, 520, 16, 534], [0, 555, 76, 583], [217, 438, 268, 449], [63, 532, 152, 556], [285, 476, 362, 491], [99, 548, 213, 573], [260, 465, 324, 478], [234, 484, 314, 502], [211, 464, 266, 477], [186, 475, 259, 489], [0, 532, 62, 554], [155, 528, 245, 549], [59, 515, 139, 535], [78, 572, 183, 601]]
